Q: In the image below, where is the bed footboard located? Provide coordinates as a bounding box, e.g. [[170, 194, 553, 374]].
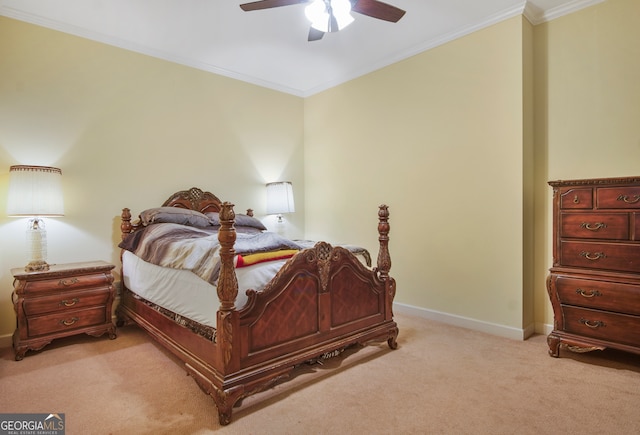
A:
[[206, 202, 398, 424]]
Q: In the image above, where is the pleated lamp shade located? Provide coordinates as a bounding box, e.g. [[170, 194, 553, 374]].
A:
[[266, 181, 295, 216], [7, 165, 64, 217]]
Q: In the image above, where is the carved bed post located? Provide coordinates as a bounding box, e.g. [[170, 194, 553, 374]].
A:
[[119, 208, 133, 265], [377, 204, 391, 278], [216, 202, 241, 376], [121, 208, 132, 240], [377, 204, 397, 348], [217, 202, 238, 311]]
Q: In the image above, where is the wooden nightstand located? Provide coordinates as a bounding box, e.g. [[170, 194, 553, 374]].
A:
[[12, 260, 117, 360]]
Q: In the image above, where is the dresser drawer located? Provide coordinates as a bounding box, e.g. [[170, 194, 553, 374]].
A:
[[22, 287, 111, 316], [597, 187, 640, 209], [19, 272, 112, 294], [27, 307, 108, 337], [560, 241, 640, 273], [560, 188, 593, 209], [555, 276, 640, 315], [560, 213, 629, 240], [561, 305, 640, 347]]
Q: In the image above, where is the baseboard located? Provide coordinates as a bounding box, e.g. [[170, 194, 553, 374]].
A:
[[393, 302, 534, 341], [0, 301, 552, 349]]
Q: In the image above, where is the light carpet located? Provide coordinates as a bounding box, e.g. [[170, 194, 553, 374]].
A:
[[1, 313, 639, 434]]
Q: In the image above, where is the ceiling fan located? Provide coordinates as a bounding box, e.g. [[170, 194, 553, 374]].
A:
[[239, 0, 406, 41]]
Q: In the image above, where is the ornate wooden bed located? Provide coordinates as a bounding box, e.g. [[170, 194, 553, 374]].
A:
[[117, 187, 398, 425]]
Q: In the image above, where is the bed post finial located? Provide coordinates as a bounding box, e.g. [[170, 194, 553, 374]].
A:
[[121, 208, 132, 240], [217, 202, 238, 311], [377, 204, 391, 279]]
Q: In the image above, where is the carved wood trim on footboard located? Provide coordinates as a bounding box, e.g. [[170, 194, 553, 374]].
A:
[[236, 242, 390, 365]]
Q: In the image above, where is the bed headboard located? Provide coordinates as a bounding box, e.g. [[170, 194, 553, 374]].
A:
[[162, 187, 223, 213], [120, 187, 253, 240]]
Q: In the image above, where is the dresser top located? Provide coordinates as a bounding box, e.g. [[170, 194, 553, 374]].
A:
[[11, 260, 115, 279], [549, 176, 640, 187]]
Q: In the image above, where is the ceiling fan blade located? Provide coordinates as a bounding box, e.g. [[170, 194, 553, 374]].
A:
[[350, 0, 406, 23], [329, 11, 339, 32], [308, 27, 325, 41], [240, 0, 309, 12]]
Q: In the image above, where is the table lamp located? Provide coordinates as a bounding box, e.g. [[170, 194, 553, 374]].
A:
[[6, 165, 64, 272], [266, 181, 295, 223]]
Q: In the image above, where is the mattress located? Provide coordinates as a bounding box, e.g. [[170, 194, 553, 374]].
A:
[[122, 250, 288, 328]]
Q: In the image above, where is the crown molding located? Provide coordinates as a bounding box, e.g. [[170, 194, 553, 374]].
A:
[[1, 1, 610, 97], [524, 0, 607, 25], [0, 6, 307, 97]]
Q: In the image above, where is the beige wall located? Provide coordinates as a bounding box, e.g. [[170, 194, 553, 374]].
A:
[[1, 0, 638, 343], [304, 0, 640, 337], [305, 17, 529, 335], [533, 0, 640, 328], [0, 17, 305, 339]]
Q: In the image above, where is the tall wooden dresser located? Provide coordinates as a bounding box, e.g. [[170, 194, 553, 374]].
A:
[[547, 176, 640, 357]]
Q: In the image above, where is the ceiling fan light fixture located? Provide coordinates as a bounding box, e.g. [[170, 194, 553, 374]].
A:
[[305, 0, 354, 33]]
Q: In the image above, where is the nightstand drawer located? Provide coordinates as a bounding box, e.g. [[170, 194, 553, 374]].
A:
[[561, 305, 640, 347], [560, 241, 640, 273], [27, 307, 108, 337], [23, 287, 111, 316], [19, 272, 113, 294], [555, 276, 640, 315], [560, 213, 629, 240]]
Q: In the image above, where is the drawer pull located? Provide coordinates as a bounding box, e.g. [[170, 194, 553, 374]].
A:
[[573, 195, 580, 204], [580, 222, 606, 231], [579, 318, 605, 329], [579, 251, 606, 261], [617, 194, 640, 204], [59, 298, 80, 307], [576, 288, 602, 298], [60, 317, 79, 326], [59, 278, 79, 287]]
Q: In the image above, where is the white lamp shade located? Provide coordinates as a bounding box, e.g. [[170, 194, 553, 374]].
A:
[[7, 165, 65, 217], [266, 181, 295, 215]]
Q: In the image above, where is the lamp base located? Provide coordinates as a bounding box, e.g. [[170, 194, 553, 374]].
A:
[[25, 218, 49, 272], [25, 260, 50, 272]]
